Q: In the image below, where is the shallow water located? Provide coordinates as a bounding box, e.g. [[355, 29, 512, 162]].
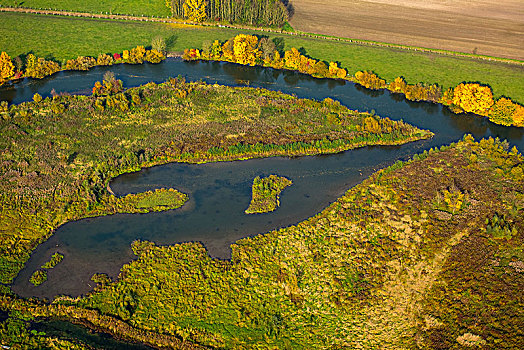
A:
[[4, 59, 524, 299]]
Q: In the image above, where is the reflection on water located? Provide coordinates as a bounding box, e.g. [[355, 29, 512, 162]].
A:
[[4, 59, 524, 299], [354, 84, 385, 98]]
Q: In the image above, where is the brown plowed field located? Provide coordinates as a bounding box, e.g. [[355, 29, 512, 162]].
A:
[[289, 0, 524, 60]]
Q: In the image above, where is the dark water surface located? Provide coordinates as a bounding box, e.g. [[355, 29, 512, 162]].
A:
[[5, 59, 524, 300], [0, 310, 152, 349], [31, 319, 154, 350]]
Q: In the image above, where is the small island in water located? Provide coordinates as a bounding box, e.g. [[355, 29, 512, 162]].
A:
[[245, 175, 292, 214]]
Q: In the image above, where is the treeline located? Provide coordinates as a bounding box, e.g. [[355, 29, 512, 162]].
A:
[[183, 34, 347, 79], [0, 45, 164, 82], [355, 72, 524, 127], [183, 35, 524, 128], [165, 0, 289, 26]]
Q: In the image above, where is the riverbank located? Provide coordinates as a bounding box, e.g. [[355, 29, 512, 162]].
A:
[[183, 35, 524, 127], [1, 12, 523, 103]]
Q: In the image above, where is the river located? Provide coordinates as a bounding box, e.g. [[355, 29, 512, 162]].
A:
[[3, 59, 523, 301]]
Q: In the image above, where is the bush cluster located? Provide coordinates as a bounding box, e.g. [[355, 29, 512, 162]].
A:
[[245, 175, 292, 214], [183, 34, 347, 79], [0, 45, 165, 83]]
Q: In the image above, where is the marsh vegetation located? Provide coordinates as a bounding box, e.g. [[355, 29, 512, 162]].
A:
[[3, 136, 521, 349], [0, 76, 427, 285], [245, 175, 292, 214]]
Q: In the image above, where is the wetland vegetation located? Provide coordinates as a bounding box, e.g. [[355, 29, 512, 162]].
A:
[[29, 253, 64, 286], [40, 253, 63, 270], [72, 137, 523, 349], [0, 57, 522, 349], [0, 3, 523, 348], [0, 76, 427, 286], [1, 136, 522, 349], [245, 175, 292, 214]]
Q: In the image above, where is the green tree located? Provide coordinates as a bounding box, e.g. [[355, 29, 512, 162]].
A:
[[152, 36, 167, 54]]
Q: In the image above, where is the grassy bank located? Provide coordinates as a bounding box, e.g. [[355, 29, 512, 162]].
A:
[[3, 136, 522, 349], [1, 12, 523, 103], [0, 77, 427, 285], [0, 0, 171, 17], [0, 12, 240, 61]]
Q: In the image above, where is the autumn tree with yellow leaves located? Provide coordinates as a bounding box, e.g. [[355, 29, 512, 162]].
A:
[[328, 62, 347, 79], [25, 54, 60, 79], [183, 0, 207, 22], [388, 76, 408, 94], [488, 97, 524, 127], [283, 47, 301, 70], [233, 34, 260, 65], [354, 71, 387, 90], [452, 83, 494, 116], [0, 51, 15, 83]]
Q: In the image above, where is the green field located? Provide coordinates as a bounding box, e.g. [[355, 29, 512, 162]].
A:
[[0, 0, 170, 17], [0, 12, 240, 61], [0, 12, 523, 103]]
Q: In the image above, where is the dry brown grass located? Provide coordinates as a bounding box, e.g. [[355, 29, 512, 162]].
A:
[[289, 0, 524, 60]]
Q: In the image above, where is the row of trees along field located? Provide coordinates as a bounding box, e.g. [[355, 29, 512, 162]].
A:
[[0, 45, 164, 82], [165, 0, 290, 26], [355, 72, 524, 126], [183, 35, 524, 128], [183, 34, 348, 78]]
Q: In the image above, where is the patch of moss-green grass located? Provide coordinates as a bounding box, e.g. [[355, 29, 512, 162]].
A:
[[245, 175, 292, 214], [0, 12, 241, 61], [29, 270, 47, 286], [132, 188, 187, 210], [3, 0, 171, 17], [41, 252, 64, 269]]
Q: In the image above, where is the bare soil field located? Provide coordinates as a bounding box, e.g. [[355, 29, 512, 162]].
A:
[[289, 0, 524, 60]]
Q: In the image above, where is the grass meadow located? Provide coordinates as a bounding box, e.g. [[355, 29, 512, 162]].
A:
[[0, 0, 170, 17]]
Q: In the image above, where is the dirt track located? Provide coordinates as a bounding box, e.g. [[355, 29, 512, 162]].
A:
[[289, 0, 524, 60]]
